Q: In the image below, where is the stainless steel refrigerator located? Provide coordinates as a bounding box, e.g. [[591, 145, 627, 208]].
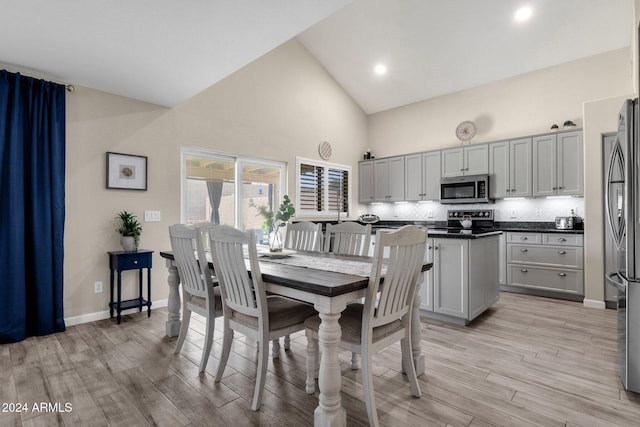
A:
[[605, 98, 640, 393]]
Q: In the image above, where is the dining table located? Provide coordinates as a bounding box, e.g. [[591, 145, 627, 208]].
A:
[[159, 248, 432, 427]]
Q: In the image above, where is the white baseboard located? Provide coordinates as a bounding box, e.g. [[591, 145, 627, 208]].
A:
[[64, 299, 168, 327], [583, 298, 606, 310]]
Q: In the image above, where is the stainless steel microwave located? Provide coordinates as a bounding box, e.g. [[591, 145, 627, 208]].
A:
[[440, 174, 492, 204]]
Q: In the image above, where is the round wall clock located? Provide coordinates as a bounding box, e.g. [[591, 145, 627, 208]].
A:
[[455, 121, 477, 142], [318, 141, 332, 160]]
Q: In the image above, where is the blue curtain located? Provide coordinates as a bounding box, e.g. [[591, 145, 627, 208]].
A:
[[0, 70, 66, 343]]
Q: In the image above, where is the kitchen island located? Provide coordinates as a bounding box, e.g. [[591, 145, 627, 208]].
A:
[[368, 225, 501, 325], [418, 229, 500, 325]]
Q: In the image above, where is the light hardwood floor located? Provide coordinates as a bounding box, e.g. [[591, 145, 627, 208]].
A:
[[1, 292, 639, 426]]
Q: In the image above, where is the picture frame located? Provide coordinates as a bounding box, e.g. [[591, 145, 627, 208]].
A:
[[106, 152, 148, 191]]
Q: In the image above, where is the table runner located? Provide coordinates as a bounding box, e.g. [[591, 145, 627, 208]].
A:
[[258, 252, 381, 277]]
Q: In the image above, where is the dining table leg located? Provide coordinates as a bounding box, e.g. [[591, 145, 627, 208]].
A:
[[314, 309, 346, 427], [165, 259, 182, 337]]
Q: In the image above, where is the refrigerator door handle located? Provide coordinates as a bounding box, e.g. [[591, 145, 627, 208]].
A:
[[605, 271, 627, 293]]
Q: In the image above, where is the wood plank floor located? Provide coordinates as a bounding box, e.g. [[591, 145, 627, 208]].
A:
[[2, 292, 639, 427]]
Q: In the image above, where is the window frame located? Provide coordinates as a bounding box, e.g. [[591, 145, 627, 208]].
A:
[[295, 156, 352, 218], [181, 147, 287, 228]]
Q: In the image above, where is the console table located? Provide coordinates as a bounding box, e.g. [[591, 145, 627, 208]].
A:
[[108, 250, 153, 324]]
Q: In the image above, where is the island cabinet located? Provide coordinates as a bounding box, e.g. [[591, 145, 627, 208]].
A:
[[420, 234, 500, 324], [533, 130, 583, 197], [404, 151, 441, 201], [359, 160, 374, 203], [506, 232, 584, 297], [441, 144, 489, 177], [489, 137, 532, 199], [373, 156, 405, 202]]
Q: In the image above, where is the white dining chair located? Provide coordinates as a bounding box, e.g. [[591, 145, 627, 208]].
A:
[[324, 222, 371, 256], [169, 224, 223, 373], [284, 221, 323, 252], [208, 225, 317, 411], [305, 225, 428, 427]]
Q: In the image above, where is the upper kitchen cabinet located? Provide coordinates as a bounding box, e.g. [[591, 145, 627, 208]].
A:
[[441, 144, 489, 177], [489, 137, 532, 199], [405, 151, 441, 201], [358, 160, 374, 203], [373, 156, 405, 202], [533, 130, 583, 197]]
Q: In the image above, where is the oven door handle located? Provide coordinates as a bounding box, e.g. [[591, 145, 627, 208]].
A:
[[605, 271, 627, 293]]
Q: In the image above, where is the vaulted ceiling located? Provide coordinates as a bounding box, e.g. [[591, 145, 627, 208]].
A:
[[0, 0, 632, 114]]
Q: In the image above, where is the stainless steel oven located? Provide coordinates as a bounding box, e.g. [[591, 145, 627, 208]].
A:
[[440, 174, 492, 204]]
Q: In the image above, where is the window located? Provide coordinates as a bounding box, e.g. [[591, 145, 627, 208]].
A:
[[296, 157, 351, 217], [181, 148, 285, 242]]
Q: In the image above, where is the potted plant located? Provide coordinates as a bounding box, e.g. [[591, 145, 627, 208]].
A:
[[115, 210, 142, 252], [250, 195, 295, 252]]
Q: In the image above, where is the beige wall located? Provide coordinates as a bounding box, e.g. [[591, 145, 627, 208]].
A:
[[367, 48, 632, 157], [63, 38, 367, 320]]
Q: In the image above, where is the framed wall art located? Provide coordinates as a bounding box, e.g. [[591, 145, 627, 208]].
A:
[[106, 152, 148, 190]]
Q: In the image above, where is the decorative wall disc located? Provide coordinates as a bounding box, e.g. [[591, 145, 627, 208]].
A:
[[455, 121, 477, 142], [318, 141, 332, 160]]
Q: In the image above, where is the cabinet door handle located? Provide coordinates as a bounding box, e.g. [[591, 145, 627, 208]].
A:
[[133, 260, 138, 265], [507, 189, 511, 192], [521, 268, 528, 273], [427, 245, 432, 250], [558, 272, 567, 277], [520, 248, 528, 253], [511, 188, 516, 192], [558, 186, 564, 190], [520, 236, 528, 241], [460, 168, 464, 171], [558, 238, 567, 242], [552, 186, 557, 190], [465, 167, 469, 171], [434, 246, 439, 250], [558, 250, 566, 254]]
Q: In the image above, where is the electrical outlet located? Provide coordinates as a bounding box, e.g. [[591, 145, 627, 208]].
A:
[[569, 207, 578, 216], [536, 209, 541, 217], [94, 281, 103, 293], [510, 209, 518, 218], [427, 210, 434, 218]]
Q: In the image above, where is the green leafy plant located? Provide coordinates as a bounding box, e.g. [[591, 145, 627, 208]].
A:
[[250, 195, 295, 250], [115, 210, 142, 247]]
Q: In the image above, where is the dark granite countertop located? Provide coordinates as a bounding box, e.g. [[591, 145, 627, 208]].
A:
[[364, 220, 584, 235]]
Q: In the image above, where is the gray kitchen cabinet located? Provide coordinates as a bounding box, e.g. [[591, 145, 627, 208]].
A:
[[533, 131, 583, 197], [557, 131, 584, 195], [498, 232, 506, 285], [441, 144, 488, 177], [405, 151, 441, 201], [489, 138, 532, 199], [418, 237, 434, 311], [506, 232, 584, 296], [373, 156, 405, 202], [429, 235, 499, 322], [358, 160, 374, 203]]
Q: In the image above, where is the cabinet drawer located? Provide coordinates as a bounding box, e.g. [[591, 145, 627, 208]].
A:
[[508, 265, 583, 294], [542, 233, 583, 246], [113, 253, 151, 270], [506, 232, 541, 245], [507, 245, 583, 269]]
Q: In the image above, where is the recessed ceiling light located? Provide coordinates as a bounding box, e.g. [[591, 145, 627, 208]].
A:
[[374, 63, 387, 76], [514, 6, 533, 22]]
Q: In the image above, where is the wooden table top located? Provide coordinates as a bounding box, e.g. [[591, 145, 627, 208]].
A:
[[159, 250, 432, 298]]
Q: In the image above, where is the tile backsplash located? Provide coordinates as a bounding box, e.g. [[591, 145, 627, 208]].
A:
[[362, 197, 585, 223]]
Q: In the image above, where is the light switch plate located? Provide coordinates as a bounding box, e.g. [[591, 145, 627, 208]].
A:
[[144, 210, 161, 222]]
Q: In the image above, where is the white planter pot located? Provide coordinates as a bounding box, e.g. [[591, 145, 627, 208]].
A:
[[120, 235, 137, 252]]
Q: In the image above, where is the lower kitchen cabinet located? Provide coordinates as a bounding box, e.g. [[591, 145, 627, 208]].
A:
[[420, 235, 499, 324], [505, 232, 584, 297]]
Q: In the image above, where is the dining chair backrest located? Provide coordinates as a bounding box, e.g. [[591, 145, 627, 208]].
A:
[[324, 222, 372, 256], [168, 224, 212, 300], [365, 225, 427, 330], [208, 225, 265, 320], [285, 221, 323, 252]]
